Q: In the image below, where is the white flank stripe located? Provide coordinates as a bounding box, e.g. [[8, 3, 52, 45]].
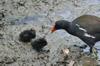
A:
[[76, 24, 95, 38], [84, 33, 95, 38], [76, 24, 87, 32], [79, 28, 87, 32]]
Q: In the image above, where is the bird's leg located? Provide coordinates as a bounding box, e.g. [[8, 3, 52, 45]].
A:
[[90, 47, 98, 59], [90, 47, 93, 53]]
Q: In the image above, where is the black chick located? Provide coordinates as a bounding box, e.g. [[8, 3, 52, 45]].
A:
[[31, 38, 47, 52], [19, 29, 36, 42]]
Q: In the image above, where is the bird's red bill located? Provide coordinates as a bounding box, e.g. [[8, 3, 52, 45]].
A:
[[51, 25, 56, 33]]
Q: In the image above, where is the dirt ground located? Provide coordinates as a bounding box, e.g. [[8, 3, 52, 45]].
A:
[[0, 0, 100, 66]]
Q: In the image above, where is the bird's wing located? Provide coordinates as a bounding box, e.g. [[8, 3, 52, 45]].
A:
[[73, 15, 100, 34]]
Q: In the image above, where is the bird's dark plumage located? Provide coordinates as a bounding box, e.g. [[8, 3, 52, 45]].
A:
[[51, 15, 100, 53], [19, 29, 36, 42], [31, 38, 47, 52]]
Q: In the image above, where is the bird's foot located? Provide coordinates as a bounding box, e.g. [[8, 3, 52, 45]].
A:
[[90, 47, 98, 60], [73, 44, 87, 49]]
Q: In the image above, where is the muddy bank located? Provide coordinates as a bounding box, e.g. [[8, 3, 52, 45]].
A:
[[0, 0, 100, 66]]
